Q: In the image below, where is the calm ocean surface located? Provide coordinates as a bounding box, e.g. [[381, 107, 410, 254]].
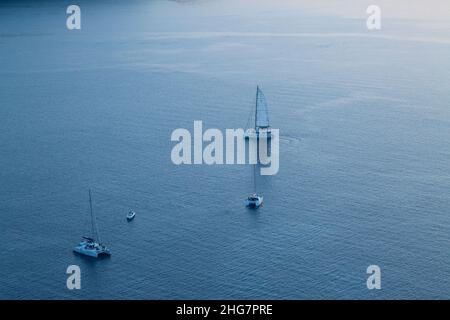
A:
[[1, 0, 450, 299]]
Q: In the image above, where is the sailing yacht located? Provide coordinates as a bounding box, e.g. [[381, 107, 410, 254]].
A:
[[245, 164, 263, 208], [73, 189, 111, 258], [244, 86, 272, 139]]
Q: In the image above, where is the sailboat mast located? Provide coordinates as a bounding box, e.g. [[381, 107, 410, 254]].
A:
[[253, 164, 256, 193], [253, 87, 259, 193], [255, 86, 259, 131], [89, 189, 100, 243]]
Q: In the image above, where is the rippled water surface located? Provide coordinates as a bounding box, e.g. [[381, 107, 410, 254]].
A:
[[1, 0, 450, 299]]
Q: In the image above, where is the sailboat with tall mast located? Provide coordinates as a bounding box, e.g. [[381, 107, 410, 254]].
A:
[[245, 164, 263, 208], [244, 86, 272, 139], [73, 189, 111, 258]]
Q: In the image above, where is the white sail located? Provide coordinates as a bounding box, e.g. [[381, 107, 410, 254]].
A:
[[255, 86, 270, 129]]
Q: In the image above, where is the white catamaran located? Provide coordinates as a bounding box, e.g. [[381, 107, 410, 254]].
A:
[[244, 86, 272, 139], [73, 189, 111, 258], [245, 164, 263, 208]]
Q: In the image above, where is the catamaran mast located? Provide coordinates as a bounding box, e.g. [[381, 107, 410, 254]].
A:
[[89, 189, 100, 243], [253, 164, 256, 193], [253, 86, 259, 193]]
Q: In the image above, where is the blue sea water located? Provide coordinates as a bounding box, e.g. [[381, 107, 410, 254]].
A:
[[1, 0, 450, 299]]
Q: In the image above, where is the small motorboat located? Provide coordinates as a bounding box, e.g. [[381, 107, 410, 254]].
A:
[[127, 210, 136, 221], [245, 193, 263, 208]]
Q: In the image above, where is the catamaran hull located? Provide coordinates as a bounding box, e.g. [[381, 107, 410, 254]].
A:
[[244, 129, 272, 140], [73, 243, 111, 258], [73, 248, 111, 257], [73, 247, 99, 257]]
